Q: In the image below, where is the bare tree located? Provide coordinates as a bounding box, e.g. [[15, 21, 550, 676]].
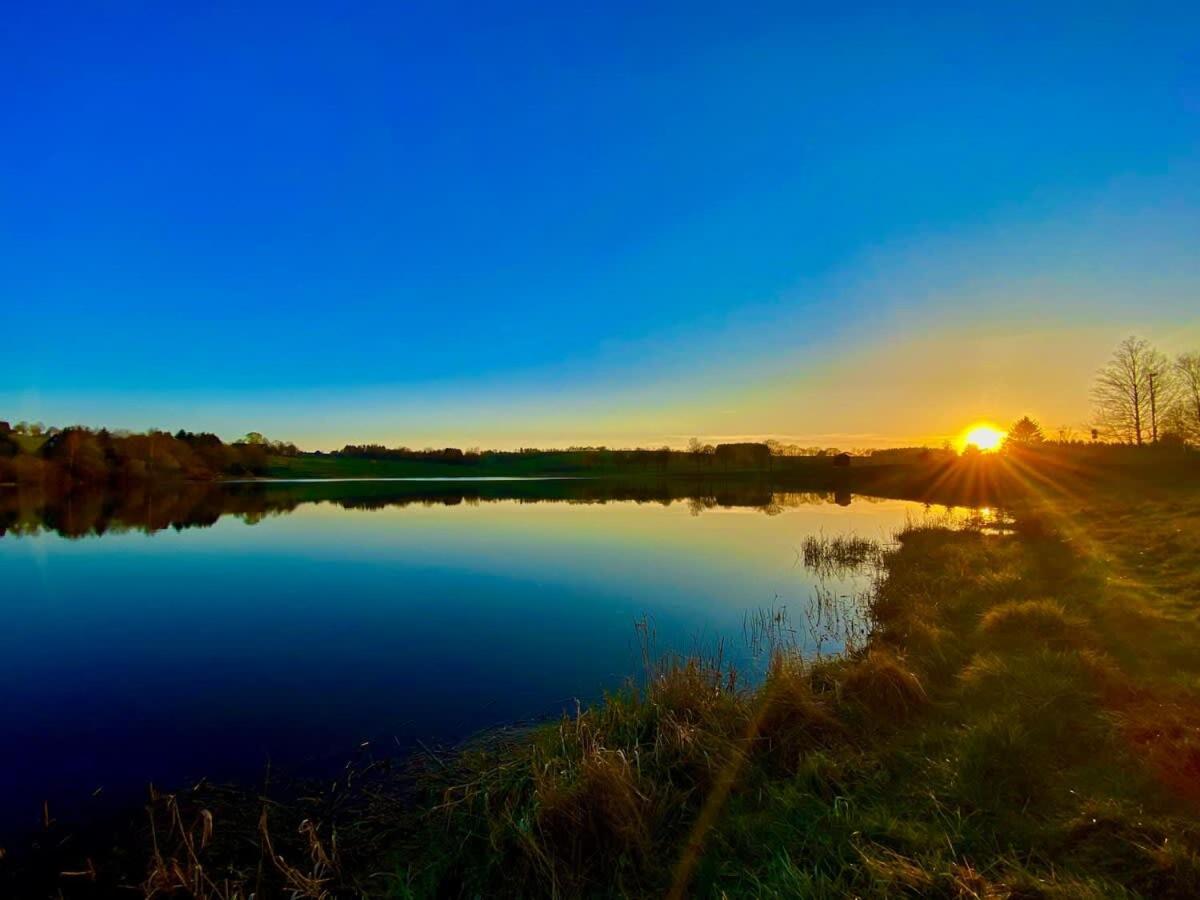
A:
[[1175, 351, 1200, 443], [1091, 336, 1170, 445]]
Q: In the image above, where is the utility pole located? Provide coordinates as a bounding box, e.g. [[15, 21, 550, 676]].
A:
[[1149, 371, 1159, 444]]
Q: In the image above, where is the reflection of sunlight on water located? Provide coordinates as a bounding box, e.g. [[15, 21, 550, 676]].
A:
[[963, 504, 1016, 534], [904, 502, 1015, 535]]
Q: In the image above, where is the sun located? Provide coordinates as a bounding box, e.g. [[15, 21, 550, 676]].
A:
[[960, 423, 1005, 452]]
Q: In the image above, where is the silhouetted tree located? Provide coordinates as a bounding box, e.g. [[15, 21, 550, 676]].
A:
[[1174, 352, 1200, 444], [714, 443, 771, 470], [1092, 336, 1171, 445], [1005, 416, 1044, 448]]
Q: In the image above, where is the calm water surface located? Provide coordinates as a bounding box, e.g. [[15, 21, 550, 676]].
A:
[[0, 480, 963, 834]]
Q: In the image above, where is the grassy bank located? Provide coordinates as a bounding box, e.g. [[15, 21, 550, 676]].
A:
[[377, 490, 1200, 898], [9, 486, 1200, 897]]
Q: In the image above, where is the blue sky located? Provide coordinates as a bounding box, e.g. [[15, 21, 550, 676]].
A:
[[3, 2, 1198, 448]]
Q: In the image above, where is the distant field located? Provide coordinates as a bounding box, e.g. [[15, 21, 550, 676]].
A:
[[264, 451, 838, 480], [266, 453, 487, 479]]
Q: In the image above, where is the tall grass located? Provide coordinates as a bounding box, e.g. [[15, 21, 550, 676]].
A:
[[800, 532, 883, 577]]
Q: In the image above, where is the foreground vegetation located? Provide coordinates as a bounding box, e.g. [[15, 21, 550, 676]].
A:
[[9, 478, 1198, 898]]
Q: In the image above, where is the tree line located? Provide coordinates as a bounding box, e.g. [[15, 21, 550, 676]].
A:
[[0, 424, 296, 487], [332, 441, 775, 470], [336, 444, 477, 464], [961, 336, 1200, 454]]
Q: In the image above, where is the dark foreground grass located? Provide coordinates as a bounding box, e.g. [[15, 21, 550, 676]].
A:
[[10, 489, 1200, 898]]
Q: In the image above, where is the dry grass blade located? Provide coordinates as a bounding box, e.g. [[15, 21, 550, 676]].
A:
[[142, 795, 236, 900], [258, 807, 339, 899], [59, 857, 97, 881]]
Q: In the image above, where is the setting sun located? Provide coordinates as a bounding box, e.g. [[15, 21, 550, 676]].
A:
[[960, 424, 1006, 452]]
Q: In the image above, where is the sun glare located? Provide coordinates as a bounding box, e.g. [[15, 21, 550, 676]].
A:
[[961, 424, 1005, 452]]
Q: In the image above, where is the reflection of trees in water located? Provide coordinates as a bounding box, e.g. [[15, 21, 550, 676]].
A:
[[7, 447, 1183, 540], [0, 482, 296, 539], [0, 478, 871, 539]]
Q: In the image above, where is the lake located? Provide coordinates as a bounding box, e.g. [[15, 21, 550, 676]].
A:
[[0, 478, 967, 836]]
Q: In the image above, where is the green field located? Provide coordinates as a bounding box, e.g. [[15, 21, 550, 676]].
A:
[[264, 451, 822, 480]]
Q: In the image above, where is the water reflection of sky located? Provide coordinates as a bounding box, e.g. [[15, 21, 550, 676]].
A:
[[0, 494, 961, 834]]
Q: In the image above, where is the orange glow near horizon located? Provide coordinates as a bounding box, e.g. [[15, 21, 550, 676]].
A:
[[960, 423, 1006, 452]]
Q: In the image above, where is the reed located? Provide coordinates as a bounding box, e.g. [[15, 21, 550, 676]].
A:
[[800, 532, 884, 577]]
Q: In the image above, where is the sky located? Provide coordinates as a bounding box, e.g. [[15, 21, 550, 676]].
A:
[[3, 1, 1199, 449]]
